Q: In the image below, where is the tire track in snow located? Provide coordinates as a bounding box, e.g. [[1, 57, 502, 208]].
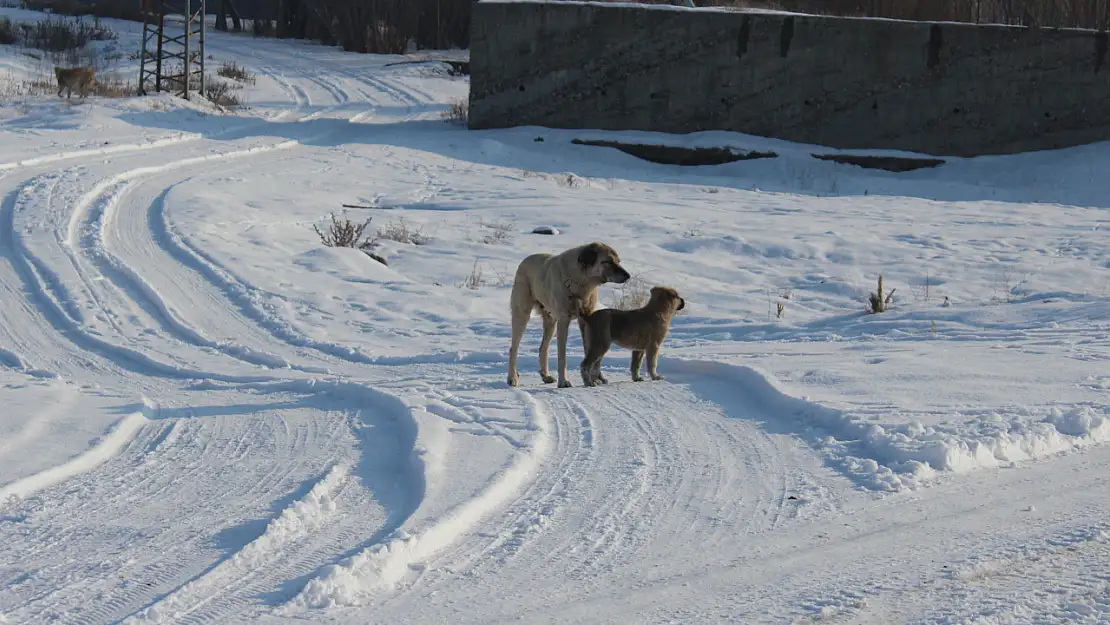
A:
[[0, 399, 357, 625], [0, 409, 147, 504], [147, 188, 384, 365], [73, 163, 301, 371], [375, 370, 824, 622], [283, 388, 551, 611], [2, 175, 279, 384], [121, 464, 350, 625]]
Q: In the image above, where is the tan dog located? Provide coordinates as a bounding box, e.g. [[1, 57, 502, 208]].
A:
[[54, 66, 96, 99], [578, 286, 685, 387], [507, 242, 630, 388]]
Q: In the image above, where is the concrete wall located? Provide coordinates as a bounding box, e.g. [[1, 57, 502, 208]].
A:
[[468, 1, 1110, 157]]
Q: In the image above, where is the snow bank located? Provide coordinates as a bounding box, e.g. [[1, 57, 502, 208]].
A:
[[675, 359, 1110, 491]]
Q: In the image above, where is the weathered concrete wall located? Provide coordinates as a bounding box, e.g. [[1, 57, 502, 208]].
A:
[[468, 1, 1110, 156]]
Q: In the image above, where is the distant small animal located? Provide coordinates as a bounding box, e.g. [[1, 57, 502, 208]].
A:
[[506, 242, 630, 388], [577, 286, 685, 387], [54, 66, 96, 99]]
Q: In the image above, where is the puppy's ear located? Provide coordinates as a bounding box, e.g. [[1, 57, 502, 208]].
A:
[[578, 243, 600, 269]]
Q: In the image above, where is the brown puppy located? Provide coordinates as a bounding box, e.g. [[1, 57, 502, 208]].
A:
[[54, 66, 96, 99], [507, 242, 631, 388], [578, 286, 685, 387]]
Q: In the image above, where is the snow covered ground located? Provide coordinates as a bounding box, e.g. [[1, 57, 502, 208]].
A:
[[1, 6, 1109, 624]]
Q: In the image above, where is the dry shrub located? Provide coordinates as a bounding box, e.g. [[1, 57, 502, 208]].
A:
[[205, 79, 241, 107], [609, 276, 651, 311], [463, 260, 485, 290], [19, 16, 115, 52], [314, 213, 372, 248], [19, 0, 146, 23], [90, 75, 137, 97], [376, 217, 431, 245], [441, 98, 467, 125], [0, 70, 136, 100], [217, 61, 256, 84], [477, 219, 514, 245]]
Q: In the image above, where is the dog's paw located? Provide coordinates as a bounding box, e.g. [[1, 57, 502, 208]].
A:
[[596, 373, 609, 385], [540, 373, 556, 384], [651, 374, 665, 381], [507, 373, 519, 387], [558, 378, 573, 388], [632, 376, 644, 382]]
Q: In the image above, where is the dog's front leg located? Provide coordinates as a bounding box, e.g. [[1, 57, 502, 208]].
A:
[[646, 344, 664, 381], [556, 316, 573, 388]]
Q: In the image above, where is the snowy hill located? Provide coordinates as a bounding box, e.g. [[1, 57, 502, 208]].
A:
[[1, 6, 1109, 624]]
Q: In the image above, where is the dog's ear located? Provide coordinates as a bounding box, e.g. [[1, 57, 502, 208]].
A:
[[578, 243, 600, 269]]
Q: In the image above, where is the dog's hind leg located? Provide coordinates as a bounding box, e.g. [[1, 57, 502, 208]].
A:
[[537, 313, 557, 384], [556, 316, 573, 388], [631, 350, 645, 382], [507, 303, 531, 387]]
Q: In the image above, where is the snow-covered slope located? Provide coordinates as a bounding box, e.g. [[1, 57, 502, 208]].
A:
[[1, 7, 1109, 624]]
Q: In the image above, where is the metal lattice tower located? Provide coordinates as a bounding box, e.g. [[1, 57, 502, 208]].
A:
[[139, 0, 206, 100]]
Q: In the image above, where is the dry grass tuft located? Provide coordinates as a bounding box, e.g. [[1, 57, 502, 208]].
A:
[[376, 217, 432, 245], [217, 61, 256, 84], [609, 276, 651, 311], [441, 98, 467, 125], [313, 213, 372, 248]]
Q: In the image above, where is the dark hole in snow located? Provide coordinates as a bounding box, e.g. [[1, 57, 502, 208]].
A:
[[532, 226, 559, 235], [572, 139, 777, 166], [811, 153, 945, 172]]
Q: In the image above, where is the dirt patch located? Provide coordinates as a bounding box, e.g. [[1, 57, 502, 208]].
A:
[[811, 154, 945, 172], [571, 139, 777, 166]]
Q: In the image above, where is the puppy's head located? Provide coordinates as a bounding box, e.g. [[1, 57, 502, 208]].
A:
[[649, 286, 685, 313], [577, 242, 630, 284]]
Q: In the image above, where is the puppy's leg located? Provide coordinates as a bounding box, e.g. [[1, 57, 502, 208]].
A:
[[580, 333, 610, 388], [507, 303, 530, 387], [556, 316, 573, 388], [578, 317, 606, 384], [537, 313, 557, 384], [630, 350, 645, 382], [646, 344, 664, 381]]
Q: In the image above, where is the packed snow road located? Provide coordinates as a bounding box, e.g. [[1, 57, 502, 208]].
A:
[[2, 9, 1110, 624]]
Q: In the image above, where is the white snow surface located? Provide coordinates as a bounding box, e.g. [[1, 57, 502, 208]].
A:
[[1, 7, 1110, 624]]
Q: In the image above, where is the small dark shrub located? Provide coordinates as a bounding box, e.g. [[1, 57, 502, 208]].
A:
[[205, 80, 241, 107], [314, 214, 372, 248], [217, 61, 256, 84]]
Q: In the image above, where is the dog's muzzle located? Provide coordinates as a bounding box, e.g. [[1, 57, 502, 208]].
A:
[[607, 266, 631, 284], [678, 298, 685, 310]]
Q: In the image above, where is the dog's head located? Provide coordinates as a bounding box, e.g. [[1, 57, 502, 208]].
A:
[[649, 286, 685, 313], [577, 242, 630, 284]]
